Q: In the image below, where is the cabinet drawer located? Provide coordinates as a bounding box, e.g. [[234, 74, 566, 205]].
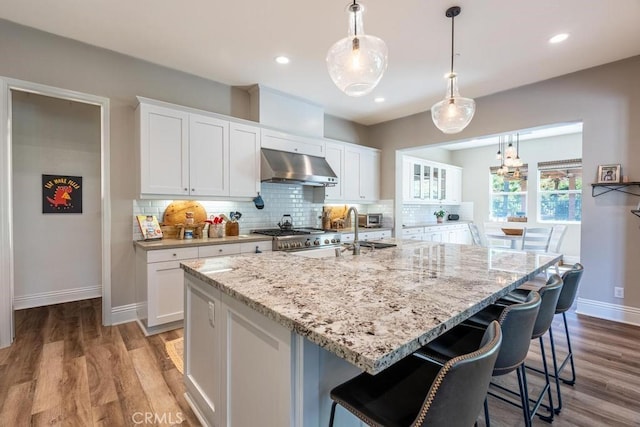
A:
[[240, 241, 273, 254], [147, 247, 199, 263], [199, 243, 241, 258], [402, 228, 424, 236]]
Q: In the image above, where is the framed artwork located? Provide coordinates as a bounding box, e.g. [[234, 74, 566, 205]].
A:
[[597, 164, 621, 183], [42, 174, 82, 213]]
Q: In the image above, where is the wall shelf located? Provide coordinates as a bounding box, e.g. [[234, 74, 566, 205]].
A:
[[591, 182, 640, 197]]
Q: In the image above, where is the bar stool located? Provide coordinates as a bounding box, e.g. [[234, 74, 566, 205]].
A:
[[328, 321, 502, 427], [477, 274, 563, 423], [415, 292, 541, 427]]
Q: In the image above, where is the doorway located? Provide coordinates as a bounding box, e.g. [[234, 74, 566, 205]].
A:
[[0, 78, 111, 348]]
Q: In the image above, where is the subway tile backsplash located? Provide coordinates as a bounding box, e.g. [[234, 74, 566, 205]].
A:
[[132, 183, 394, 240]]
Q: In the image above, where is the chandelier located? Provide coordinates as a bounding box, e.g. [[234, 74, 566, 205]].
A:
[[496, 134, 524, 178]]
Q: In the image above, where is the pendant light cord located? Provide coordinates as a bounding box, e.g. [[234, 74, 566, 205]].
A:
[[353, 0, 358, 36], [449, 12, 455, 98]]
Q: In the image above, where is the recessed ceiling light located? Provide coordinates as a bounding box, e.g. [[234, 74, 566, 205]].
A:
[[374, 97, 385, 103], [549, 33, 569, 44], [275, 56, 290, 64]]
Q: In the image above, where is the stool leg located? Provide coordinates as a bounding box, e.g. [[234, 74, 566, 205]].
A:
[[561, 312, 577, 385], [329, 401, 337, 427], [516, 365, 532, 427], [548, 326, 563, 414], [483, 397, 490, 427], [537, 335, 554, 423]]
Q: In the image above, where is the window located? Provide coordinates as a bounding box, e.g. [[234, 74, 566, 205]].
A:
[[538, 159, 582, 222], [489, 166, 528, 220]]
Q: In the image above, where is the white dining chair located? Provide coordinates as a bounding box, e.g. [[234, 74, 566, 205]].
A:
[[547, 225, 568, 253], [521, 227, 553, 252]]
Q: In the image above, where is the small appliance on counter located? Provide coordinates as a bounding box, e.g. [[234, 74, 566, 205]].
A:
[[358, 213, 383, 228], [447, 214, 460, 221]]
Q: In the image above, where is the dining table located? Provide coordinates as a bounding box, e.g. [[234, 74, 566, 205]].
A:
[[486, 232, 524, 249]]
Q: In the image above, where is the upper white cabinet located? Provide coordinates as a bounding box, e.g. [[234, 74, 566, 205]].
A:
[[137, 98, 260, 199], [261, 128, 325, 157], [189, 113, 229, 197], [138, 103, 190, 196], [229, 122, 261, 198], [322, 140, 345, 201], [344, 144, 380, 202], [402, 155, 462, 205]]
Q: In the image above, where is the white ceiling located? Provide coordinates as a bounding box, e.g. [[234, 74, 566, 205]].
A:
[[2, 1, 640, 125]]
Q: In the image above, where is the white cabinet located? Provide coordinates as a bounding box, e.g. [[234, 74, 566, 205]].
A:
[[401, 224, 470, 244], [401, 227, 424, 241], [137, 98, 260, 199], [344, 144, 380, 202], [138, 103, 190, 196], [189, 113, 229, 197], [136, 247, 199, 331], [261, 128, 325, 157], [185, 274, 292, 427], [135, 241, 272, 335], [320, 141, 345, 201], [229, 122, 261, 198], [342, 229, 391, 242], [402, 155, 462, 205]]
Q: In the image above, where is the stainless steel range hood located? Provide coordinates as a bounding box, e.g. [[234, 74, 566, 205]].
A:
[[260, 148, 338, 187]]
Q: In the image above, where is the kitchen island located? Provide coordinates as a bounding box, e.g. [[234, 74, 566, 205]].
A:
[[181, 240, 561, 427]]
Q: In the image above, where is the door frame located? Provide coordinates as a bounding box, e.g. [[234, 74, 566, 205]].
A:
[[0, 77, 111, 348]]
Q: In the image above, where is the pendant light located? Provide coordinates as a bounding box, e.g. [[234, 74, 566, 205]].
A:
[[431, 6, 475, 134], [326, 0, 388, 97]]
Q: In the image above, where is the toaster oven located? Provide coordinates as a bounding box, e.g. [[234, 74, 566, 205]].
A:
[[358, 213, 383, 228]]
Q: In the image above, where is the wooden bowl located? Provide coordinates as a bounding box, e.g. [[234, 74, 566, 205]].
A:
[[501, 228, 523, 236]]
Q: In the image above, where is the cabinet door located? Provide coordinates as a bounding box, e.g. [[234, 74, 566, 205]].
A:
[[189, 114, 229, 197], [139, 103, 189, 195], [147, 260, 191, 326], [360, 149, 380, 201], [229, 122, 261, 198], [323, 141, 345, 201], [343, 148, 361, 201], [261, 129, 325, 157], [446, 167, 462, 204]]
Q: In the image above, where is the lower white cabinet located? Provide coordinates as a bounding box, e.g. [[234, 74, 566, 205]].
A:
[[342, 229, 391, 242], [401, 224, 471, 244], [185, 274, 292, 427], [135, 241, 271, 335]]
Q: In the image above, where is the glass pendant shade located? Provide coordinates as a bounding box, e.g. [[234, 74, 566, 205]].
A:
[[326, 2, 388, 97], [431, 74, 476, 134]]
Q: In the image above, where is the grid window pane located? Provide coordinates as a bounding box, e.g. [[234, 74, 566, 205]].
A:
[[538, 165, 582, 223]]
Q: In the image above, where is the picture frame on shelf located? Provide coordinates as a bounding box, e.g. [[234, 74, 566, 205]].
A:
[[597, 164, 621, 183]]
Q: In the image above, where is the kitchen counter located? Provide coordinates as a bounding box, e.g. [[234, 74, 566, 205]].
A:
[[134, 234, 271, 251], [182, 239, 560, 374]]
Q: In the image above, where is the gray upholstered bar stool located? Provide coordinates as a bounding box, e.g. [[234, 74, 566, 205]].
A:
[[474, 274, 563, 424], [328, 321, 502, 427], [415, 292, 541, 427]]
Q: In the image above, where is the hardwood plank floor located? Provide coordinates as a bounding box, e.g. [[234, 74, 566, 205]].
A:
[[0, 298, 638, 426]]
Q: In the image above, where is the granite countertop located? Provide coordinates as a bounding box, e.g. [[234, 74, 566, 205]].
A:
[[134, 234, 272, 251], [181, 240, 561, 374]]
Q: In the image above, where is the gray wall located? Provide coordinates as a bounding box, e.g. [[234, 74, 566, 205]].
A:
[[12, 92, 101, 301], [370, 56, 640, 309], [0, 19, 367, 308], [450, 133, 582, 258]]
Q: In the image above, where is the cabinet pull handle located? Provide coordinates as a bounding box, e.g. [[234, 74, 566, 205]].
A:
[[184, 188, 188, 192], [172, 253, 177, 257], [192, 188, 195, 192]]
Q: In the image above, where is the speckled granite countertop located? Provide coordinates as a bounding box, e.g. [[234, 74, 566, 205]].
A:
[[181, 240, 561, 374], [134, 234, 271, 251]]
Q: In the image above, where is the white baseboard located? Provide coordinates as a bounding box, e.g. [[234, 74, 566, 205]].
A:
[[576, 298, 640, 327], [111, 302, 143, 325], [13, 285, 102, 310]]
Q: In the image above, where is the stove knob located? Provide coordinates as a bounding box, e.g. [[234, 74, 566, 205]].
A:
[[330, 239, 336, 243], [336, 238, 341, 243], [278, 243, 283, 249], [324, 239, 330, 244], [283, 242, 289, 249], [305, 239, 311, 247], [297, 242, 303, 248], [314, 239, 321, 246]]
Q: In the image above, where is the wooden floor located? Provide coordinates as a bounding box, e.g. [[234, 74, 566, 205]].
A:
[[0, 298, 639, 426]]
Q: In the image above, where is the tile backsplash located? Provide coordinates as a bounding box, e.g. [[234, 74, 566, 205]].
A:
[[133, 183, 394, 240], [401, 201, 473, 227]]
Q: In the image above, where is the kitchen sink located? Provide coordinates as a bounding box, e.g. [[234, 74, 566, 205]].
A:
[[358, 242, 397, 249]]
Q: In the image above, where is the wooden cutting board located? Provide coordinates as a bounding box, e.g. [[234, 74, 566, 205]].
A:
[[162, 201, 207, 225]]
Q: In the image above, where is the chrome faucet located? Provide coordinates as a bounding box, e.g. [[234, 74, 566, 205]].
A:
[[345, 206, 360, 255]]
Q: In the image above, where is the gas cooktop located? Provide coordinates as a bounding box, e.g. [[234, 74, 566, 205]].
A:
[[252, 228, 326, 237]]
